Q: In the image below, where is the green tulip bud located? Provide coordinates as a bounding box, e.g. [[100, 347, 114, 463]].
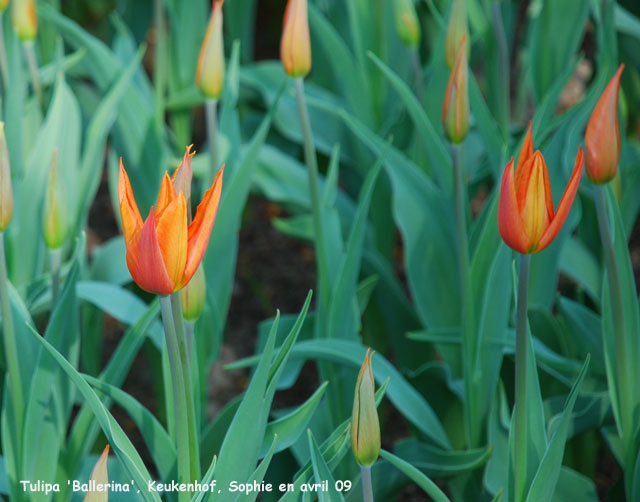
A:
[[351, 349, 380, 466]]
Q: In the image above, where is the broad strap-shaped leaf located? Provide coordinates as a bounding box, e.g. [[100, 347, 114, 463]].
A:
[[26, 326, 162, 502]]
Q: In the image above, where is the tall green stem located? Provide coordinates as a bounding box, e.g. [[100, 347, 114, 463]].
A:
[[205, 99, 219, 186], [24, 42, 42, 107], [0, 14, 9, 90], [514, 253, 530, 502], [171, 292, 200, 481], [0, 233, 24, 502], [453, 144, 477, 447], [159, 295, 190, 502], [153, 0, 167, 130], [0, 233, 23, 431], [594, 186, 631, 437], [361, 465, 374, 502], [410, 48, 423, 104], [293, 78, 330, 305], [491, 1, 510, 139], [50, 249, 62, 308]]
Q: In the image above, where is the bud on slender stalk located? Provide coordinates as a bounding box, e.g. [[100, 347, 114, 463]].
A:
[[280, 0, 311, 78], [442, 35, 469, 144], [12, 0, 36, 42], [181, 264, 206, 321], [42, 150, 68, 250], [0, 123, 13, 232], [585, 64, 624, 185], [351, 349, 380, 467], [84, 445, 109, 502], [196, 0, 225, 99], [393, 0, 421, 48], [445, 0, 468, 69]]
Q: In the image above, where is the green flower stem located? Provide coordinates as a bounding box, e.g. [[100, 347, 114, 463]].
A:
[[159, 295, 190, 502], [50, 249, 62, 308], [294, 78, 330, 306], [514, 253, 530, 502], [0, 14, 9, 90], [410, 48, 423, 104], [171, 292, 201, 481], [594, 186, 632, 436], [184, 319, 195, 364], [0, 233, 23, 426], [205, 98, 219, 186], [0, 233, 24, 498], [452, 144, 478, 448], [490, 1, 510, 139], [361, 465, 374, 502], [153, 0, 167, 130], [24, 41, 42, 107]]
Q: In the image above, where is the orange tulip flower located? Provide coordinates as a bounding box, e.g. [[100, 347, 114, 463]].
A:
[[585, 64, 624, 184], [119, 147, 224, 295], [498, 123, 584, 254]]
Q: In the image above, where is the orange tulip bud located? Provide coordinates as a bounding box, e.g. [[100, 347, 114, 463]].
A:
[[442, 35, 469, 144], [445, 0, 468, 69], [84, 445, 109, 502], [585, 64, 624, 184], [118, 147, 224, 295], [0, 123, 13, 232], [498, 123, 584, 254], [280, 0, 311, 78], [196, 0, 225, 100], [393, 0, 421, 47], [351, 349, 380, 467], [181, 264, 206, 321], [12, 0, 36, 42], [42, 150, 68, 250]]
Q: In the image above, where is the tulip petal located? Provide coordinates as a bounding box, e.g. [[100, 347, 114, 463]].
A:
[[585, 64, 624, 184], [537, 146, 584, 252], [515, 122, 534, 176], [184, 166, 224, 285], [127, 208, 174, 295], [498, 158, 530, 254], [156, 192, 188, 290], [172, 145, 194, 220], [156, 172, 177, 217], [84, 445, 109, 502], [118, 160, 143, 245]]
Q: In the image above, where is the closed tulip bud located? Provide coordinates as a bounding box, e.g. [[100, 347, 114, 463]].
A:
[[84, 445, 109, 502], [393, 0, 421, 47], [445, 0, 468, 69], [498, 123, 584, 254], [181, 264, 206, 321], [196, 0, 225, 100], [12, 0, 36, 42], [351, 349, 380, 467], [42, 150, 68, 250], [585, 64, 624, 184], [442, 35, 469, 144], [280, 0, 311, 78], [0, 123, 13, 232]]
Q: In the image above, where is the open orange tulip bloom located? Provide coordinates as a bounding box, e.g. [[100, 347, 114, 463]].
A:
[[498, 124, 583, 254], [119, 149, 224, 295]]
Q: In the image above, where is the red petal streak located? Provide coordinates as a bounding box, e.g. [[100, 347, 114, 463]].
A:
[[127, 208, 174, 295], [537, 146, 584, 252], [498, 159, 530, 253], [184, 166, 224, 285], [118, 160, 142, 245]]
